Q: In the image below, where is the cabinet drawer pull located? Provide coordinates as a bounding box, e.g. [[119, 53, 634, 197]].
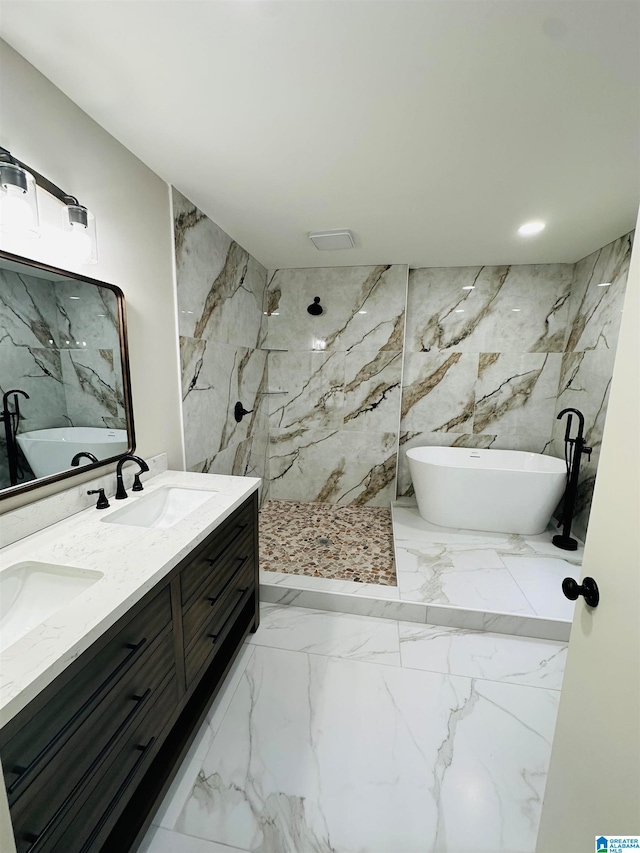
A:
[[78, 737, 156, 853], [24, 687, 153, 851], [8, 636, 148, 798], [208, 586, 251, 644], [206, 556, 249, 605], [132, 688, 152, 703], [205, 524, 249, 565]]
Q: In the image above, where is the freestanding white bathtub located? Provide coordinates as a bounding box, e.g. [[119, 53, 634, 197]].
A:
[[406, 446, 567, 535], [17, 427, 129, 478]]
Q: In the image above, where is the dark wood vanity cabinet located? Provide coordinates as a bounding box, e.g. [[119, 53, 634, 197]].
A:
[[0, 492, 259, 853]]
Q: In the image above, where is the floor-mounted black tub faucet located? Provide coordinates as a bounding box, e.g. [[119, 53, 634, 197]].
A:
[[1, 388, 29, 487], [553, 407, 592, 551], [115, 454, 149, 500]]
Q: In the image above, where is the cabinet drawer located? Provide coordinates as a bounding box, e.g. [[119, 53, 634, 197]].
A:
[[35, 675, 175, 853], [2, 585, 172, 806], [182, 529, 254, 648], [180, 498, 255, 606], [9, 633, 177, 853], [185, 561, 254, 689]]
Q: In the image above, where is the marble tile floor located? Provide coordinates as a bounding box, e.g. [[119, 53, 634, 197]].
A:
[[258, 499, 582, 641], [138, 603, 566, 853], [392, 501, 584, 622]]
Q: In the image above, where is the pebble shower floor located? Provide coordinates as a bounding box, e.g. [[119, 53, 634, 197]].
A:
[[259, 500, 397, 586]]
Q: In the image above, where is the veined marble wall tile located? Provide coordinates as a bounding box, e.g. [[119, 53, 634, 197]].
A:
[[265, 265, 407, 353], [564, 231, 633, 353], [406, 264, 572, 354], [0, 269, 59, 348], [181, 337, 268, 471], [554, 349, 617, 440], [191, 430, 269, 483], [0, 342, 66, 431], [550, 349, 617, 539], [54, 282, 120, 350], [173, 188, 269, 491], [342, 349, 402, 433], [401, 352, 477, 433], [265, 265, 407, 503], [268, 351, 344, 430], [173, 188, 267, 351], [61, 348, 123, 427], [474, 352, 561, 436], [548, 231, 634, 537], [269, 428, 397, 506]]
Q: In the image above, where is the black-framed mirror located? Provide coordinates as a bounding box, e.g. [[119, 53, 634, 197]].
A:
[[0, 250, 135, 499]]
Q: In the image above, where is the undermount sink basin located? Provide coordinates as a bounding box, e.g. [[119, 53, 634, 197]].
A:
[[102, 486, 217, 529], [0, 562, 103, 650]]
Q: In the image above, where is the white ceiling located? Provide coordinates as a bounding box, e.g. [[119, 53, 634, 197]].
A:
[[1, 1, 639, 269]]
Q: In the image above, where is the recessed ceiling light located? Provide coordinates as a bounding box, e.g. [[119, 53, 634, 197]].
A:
[[518, 221, 545, 236], [309, 230, 355, 251], [597, 282, 612, 287]]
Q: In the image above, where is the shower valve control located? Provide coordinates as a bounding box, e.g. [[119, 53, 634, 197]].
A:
[[562, 576, 600, 608]]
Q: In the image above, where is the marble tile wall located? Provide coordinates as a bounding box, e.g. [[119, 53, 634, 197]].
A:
[[265, 265, 408, 506], [170, 202, 631, 531], [172, 189, 269, 489], [399, 232, 633, 543], [398, 262, 573, 495], [548, 231, 634, 539]]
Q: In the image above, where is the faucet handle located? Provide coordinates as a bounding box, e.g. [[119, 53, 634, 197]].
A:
[[87, 488, 110, 509], [132, 473, 144, 492]]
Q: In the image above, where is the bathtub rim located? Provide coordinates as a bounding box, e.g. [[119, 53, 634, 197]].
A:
[[406, 445, 566, 474]]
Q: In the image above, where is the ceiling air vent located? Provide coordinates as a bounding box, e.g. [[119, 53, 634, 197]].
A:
[[308, 230, 355, 251]]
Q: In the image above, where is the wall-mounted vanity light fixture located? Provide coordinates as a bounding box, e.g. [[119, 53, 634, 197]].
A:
[[0, 158, 39, 238], [0, 146, 98, 263]]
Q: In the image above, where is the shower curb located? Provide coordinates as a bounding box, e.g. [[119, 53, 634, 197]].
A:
[[260, 577, 571, 642]]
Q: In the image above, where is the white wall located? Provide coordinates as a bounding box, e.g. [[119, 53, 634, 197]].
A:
[[0, 41, 184, 511]]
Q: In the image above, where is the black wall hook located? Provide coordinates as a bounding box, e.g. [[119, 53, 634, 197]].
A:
[[234, 401, 253, 423], [307, 296, 323, 316]]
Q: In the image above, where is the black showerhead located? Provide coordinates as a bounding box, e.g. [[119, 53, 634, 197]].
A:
[[307, 296, 323, 316]]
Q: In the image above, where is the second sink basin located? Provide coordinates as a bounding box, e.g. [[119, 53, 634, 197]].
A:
[[102, 486, 217, 529], [0, 562, 104, 650]]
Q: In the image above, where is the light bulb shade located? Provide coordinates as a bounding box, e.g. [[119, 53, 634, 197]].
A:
[[0, 164, 40, 237], [63, 204, 98, 264]]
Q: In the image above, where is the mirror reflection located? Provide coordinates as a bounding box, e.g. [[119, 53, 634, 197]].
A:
[[0, 255, 131, 492]]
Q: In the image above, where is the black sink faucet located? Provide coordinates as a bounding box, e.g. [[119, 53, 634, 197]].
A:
[[71, 451, 99, 467], [115, 454, 149, 500]]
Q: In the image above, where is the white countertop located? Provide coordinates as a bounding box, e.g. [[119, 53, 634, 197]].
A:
[[0, 470, 260, 728]]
